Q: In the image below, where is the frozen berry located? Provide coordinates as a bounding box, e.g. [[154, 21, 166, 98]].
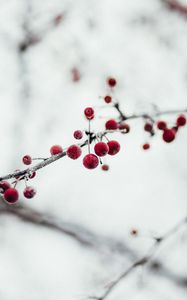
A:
[[22, 155, 32, 165], [74, 130, 83, 140], [67, 145, 82, 160], [23, 186, 36, 199], [162, 128, 176, 143], [50, 145, 63, 155], [94, 142, 109, 157], [84, 107, 94, 120], [83, 154, 99, 169], [101, 164, 109, 171], [105, 119, 118, 130], [130, 229, 138, 236], [107, 140, 120, 155], [104, 95, 112, 104], [118, 123, 130, 133], [176, 114, 186, 127], [107, 77, 117, 87], [29, 171, 36, 179], [0, 181, 11, 193], [4, 188, 19, 204], [144, 122, 153, 133], [143, 143, 150, 150], [157, 121, 167, 130]]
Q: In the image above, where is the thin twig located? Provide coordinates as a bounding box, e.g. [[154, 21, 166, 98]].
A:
[[90, 216, 187, 300]]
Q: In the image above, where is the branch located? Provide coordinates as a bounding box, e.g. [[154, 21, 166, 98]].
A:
[[89, 216, 187, 300], [0, 106, 186, 182]]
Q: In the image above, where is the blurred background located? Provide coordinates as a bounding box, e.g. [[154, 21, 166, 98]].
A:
[[0, 0, 187, 299]]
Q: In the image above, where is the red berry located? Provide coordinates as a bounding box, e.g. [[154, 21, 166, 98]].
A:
[[50, 145, 63, 155], [22, 155, 32, 165], [84, 107, 94, 120], [107, 77, 117, 87], [4, 188, 19, 204], [105, 119, 118, 130], [29, 171, 36, 179], [74, 130, 83, 140], [67, 145, 82, 160], [157, 121, 167, 130], [71, 67, 81, 82], [101, 164, 109, 171], [83, 154, 99, 169], [118, 123, 130, 133], [104, 95, 112, 104], [107, 140, 121, 155], [144, 122, 153, 133], [142, 143, 150, 150], [162, 128, 176, 143], [23, 186, 36, 199], [176, 114, 186, 127], [94, 142, 109, 157], [0, 181, 11, 193]]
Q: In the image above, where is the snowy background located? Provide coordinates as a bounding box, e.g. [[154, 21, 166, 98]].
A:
[[0, 0, 187, 299]]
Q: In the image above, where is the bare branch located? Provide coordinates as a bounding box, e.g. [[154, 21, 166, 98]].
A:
[[90, 216, 187, 300]]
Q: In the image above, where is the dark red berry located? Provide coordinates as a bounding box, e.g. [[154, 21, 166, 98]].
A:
[[105, 119, 118, 130], [162, 128, 176, 143], [176, 114, 186, 127], [4, 188, 19, 204], [29, 171, 36, 179], [50, 145, 63, 155], [144, 122, 153, 133], [157, 121, 167, 130], [84, 107, 94, 120], [142, 143, 150, 150], [107, 140, 121, 155], [118, 123, 130, 133], [104, 95, 112, 104], [83, 154, 99, 169], [0, 181, 11, 193], [67, 145, 82, 160], [101, 164, 109, 171], [94, 142, 109, 157], [22, 155, 32, 165], [74, 130, 83, 140], [107, 77, 117, 87], [23, 186, 36, 199]]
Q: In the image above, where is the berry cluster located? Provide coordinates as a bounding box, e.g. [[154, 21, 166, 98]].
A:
[[0, 77, 186, 204]]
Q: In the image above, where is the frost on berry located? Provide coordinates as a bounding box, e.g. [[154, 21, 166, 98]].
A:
[[50, 145, 63, 155], [107, 77, 117, 87], [22, 155, 32, 165], [74, 130, 83, 140], [176, 114, 186, 127], [4, 188, 19, 204], [84, 107, 94, 120], [67, 145, 82, 160], [107, 140, 121, 155], [94, 142, 109, 157], [23, 186, 36, 199], [83, 154, 99, 169], [105, 119, 118, 130], [162, 128, 176, 143], [0, 181, 11, 193]]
